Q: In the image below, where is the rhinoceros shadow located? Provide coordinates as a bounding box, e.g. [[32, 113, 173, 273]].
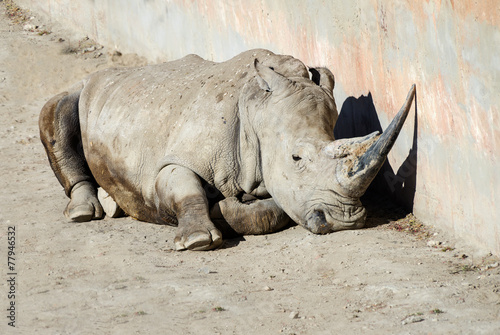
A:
[[334, 92, 418, 228]]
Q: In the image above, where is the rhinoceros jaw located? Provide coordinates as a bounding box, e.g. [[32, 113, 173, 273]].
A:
[[305, 203, 367, 234]]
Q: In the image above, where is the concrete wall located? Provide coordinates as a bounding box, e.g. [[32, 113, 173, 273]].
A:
[[19, 0, 500, 255]]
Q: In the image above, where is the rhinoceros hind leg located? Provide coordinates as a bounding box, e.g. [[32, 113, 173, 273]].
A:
[[64, 181, 103, 221], [155, 165, 223, 251], [39, 91, 103, 222], [211, 196, 290, 236]]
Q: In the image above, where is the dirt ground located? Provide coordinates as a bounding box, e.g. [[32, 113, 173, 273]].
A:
[[1, 2, 499, 334]]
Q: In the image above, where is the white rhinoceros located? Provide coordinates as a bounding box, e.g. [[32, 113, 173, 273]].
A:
[[39, 49, 415, 251]]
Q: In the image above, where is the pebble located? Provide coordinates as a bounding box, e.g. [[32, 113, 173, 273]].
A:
[[198, 267, 216, 274], [402, 315, 424, 325], [427, 240, 442, 247], [82, 46, 96, 53], [263, 286, 273, 291], [23, 24, 37, 31], [480, 262, 499, 271], [289, 311, 299, 319]]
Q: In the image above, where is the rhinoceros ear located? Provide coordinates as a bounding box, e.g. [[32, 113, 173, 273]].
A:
[[254, 59, 291, 92], [309, 67, 335, 93]]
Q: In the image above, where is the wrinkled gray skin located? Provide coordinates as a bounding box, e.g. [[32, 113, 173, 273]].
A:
[[39, 49, 415, 251]]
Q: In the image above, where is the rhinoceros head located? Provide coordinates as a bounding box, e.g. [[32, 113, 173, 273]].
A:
[[242, 60, 415, 234]]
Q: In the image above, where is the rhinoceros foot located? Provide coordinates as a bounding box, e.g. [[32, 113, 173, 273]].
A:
[[174, 221, 223, 251], [64, 182, 104, 222], [97, 187, 125, 218]]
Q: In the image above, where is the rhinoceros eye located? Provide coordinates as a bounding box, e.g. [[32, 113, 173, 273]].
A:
[[292, 154, 302, 162]]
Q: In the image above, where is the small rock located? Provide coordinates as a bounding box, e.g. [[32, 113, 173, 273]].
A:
[[198, 267, 216, 274], [82, 46, 96, 53], [402, 315, 424, 325], [289, 311, 299, 319], [23, 24, 35, 31], [427, 240, 442, 247], [263, 286, 273, 291], [488, 262, 499, 269]]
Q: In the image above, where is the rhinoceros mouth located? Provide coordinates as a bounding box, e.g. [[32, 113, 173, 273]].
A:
[[305, 204, 366, 234]]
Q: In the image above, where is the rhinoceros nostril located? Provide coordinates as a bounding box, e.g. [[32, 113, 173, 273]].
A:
[[306, 209, 330, 234], [312, 210, 325, 220]]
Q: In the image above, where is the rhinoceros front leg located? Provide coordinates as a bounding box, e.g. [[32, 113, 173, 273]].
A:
[[211, 196, 290, 236], [155, 165, 223, 251]]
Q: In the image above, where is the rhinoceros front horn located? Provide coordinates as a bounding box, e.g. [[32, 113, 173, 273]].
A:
[[337, 84, 416, 197]]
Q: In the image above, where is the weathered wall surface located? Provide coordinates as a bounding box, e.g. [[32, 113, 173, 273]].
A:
[[18, 0, 500, 255]]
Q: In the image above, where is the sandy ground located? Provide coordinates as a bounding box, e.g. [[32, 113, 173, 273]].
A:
[[1, 3, 499, 334]]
